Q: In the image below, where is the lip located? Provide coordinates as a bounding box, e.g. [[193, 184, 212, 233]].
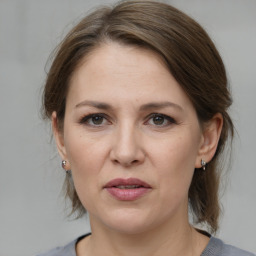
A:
[[104, 178, 152, 201]]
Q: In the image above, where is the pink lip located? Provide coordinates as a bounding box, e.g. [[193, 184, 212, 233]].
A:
[[104, 178, 152, 201]]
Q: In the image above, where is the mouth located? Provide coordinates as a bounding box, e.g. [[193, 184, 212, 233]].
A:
[[104, 178, 152, 201], [113, 185, 144, 189]]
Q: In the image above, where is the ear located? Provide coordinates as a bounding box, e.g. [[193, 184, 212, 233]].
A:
[[195, 113, 223, 168], [52, 112, 70, 169]]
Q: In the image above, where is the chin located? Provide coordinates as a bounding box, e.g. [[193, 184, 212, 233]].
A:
[[99, 208, 159, 235], [108, 221, 153, 235]]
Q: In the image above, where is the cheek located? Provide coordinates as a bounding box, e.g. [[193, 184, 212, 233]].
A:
[[153, 133, 200, 194], [64, 135, 107, 208], [155, 134, 199, 168], [64, 129, 108, 172]]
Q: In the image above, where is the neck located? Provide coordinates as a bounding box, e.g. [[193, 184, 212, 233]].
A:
[[78, 215, 209, 256]]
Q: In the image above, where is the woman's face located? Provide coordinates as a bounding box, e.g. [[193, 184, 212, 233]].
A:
[[54, 43, 207, 234]]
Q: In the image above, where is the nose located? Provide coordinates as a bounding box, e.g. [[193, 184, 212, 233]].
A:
[[110, 123, 145, 167]]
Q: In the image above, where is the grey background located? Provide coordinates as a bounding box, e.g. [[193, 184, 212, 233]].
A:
[[0, 0, 255, 255]]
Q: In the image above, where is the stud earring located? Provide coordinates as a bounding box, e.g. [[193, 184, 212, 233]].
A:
[[201, 159, 206, 171], [61, 160, 67, 169], [61, 160, 71, 174]]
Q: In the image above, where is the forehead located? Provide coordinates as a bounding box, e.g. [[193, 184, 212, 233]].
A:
[[73, 42, 168, 81], [67, 42, 194, 111]]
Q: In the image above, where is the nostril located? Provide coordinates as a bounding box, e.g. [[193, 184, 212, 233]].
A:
[[113, 158, 139, 166], [125, 159, 140, 167], [110, 143, 145, 166]]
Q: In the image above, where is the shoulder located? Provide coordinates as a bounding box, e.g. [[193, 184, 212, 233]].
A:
[[221, 243, 255, 256], [202, 236, 255, 256], [36, 234, 89, 256], [36, 240, 76, 256]]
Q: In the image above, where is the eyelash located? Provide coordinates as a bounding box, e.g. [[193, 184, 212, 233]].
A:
[[78, 113, 177, 127], [79, 113, 110, 126], [145, 113, 177, 127]]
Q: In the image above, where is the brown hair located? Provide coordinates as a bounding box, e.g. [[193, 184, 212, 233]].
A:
[[42, 0, 234, 233]]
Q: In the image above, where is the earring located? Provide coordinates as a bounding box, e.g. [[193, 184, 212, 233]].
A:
[[61, 160, 67, 169], [61, 160, 71, 174], [201, 159, 206, 171]]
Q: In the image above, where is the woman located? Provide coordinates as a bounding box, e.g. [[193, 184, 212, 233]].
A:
[[39, 1, 254, 255]]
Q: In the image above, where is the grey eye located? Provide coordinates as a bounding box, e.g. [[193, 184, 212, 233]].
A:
[[146, 113, 176, 127], [152, 115, 165, 125], [80, 114, 108, 126], [91, 115, 104, 125]]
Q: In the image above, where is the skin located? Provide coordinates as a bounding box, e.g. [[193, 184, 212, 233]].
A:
[[52, 42, 223, 256]]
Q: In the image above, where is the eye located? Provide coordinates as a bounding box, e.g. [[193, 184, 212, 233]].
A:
[[146, 113, 176, 127], [79, 113, 110, 126], [151, 115, 165, 125]]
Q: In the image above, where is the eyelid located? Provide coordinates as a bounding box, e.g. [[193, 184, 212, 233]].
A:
[[78, 113, 110, 125], [145, 113, 177, 126], [78, 112, 177, 127]]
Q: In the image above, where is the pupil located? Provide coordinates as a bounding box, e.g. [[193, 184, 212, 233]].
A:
[[92, 116, 103, 125], [153, 116, 164, 125]]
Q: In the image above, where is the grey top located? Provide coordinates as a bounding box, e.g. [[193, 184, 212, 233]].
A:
[[37, 233, 255, 256]]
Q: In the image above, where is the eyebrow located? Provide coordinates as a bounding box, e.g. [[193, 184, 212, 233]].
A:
[[75, 100, 183, 112], [75, 100, 112, 109], [139, 102, 183, 112]]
